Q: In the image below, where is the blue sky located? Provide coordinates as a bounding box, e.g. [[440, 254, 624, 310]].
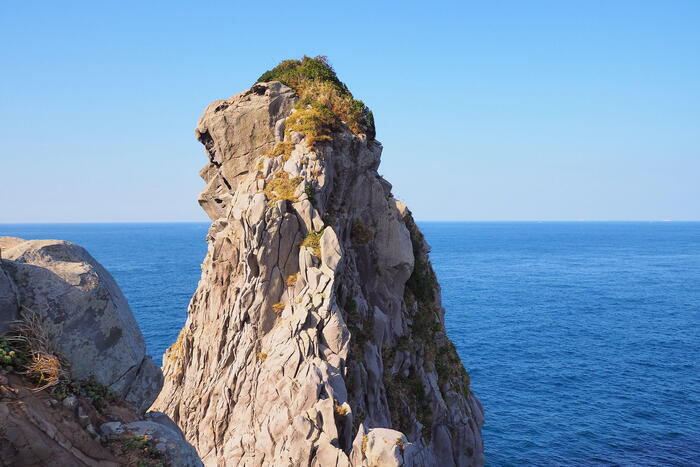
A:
[[1, 0, 698, 222]]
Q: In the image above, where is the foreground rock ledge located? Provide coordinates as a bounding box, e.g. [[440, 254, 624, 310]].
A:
[[1, 237, 161, 411], [153, 80, 485, 466], [0, 237, 201, 466]]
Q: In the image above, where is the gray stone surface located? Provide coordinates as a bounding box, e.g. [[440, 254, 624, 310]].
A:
[[153, 81, 484, 466], [0, 261, 19, 333], [0, 238, 162, 412], [100, 413, 202, 466]]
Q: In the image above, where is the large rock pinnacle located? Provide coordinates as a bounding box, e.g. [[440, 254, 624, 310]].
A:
[[153, 67, 484, 466]]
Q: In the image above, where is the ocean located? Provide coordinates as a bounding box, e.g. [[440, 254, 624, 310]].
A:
[[1, 222, 698, 466]]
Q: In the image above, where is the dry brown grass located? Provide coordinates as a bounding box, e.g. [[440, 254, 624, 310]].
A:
[[301, 230, 323, 257], [263, 171, 303, 204], [286, 273, 298, 287], [267, 141, 295, 161], [294, 80, 370, 135], [334, 402, 350, 417], [167, 328, 189, 364], [286, 105, 335, 148], [256, 56, 375, 139], [9, 307, 68, 391]]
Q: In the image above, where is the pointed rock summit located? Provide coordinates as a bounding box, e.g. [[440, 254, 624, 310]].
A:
[[153, 56, 484, 466]]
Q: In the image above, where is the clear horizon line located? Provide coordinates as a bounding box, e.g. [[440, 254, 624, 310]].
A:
[[1, 219, 699, 225]]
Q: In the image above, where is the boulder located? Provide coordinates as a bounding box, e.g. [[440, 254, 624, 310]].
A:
[[100, 411, 202, 467], [0, 238, 162, 411]]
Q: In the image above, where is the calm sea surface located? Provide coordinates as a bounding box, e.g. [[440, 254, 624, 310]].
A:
[[1, 222, 698, 466]]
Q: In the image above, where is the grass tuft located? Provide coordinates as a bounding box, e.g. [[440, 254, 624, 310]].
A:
[[334, 401, 350, 417], [266, 141, 295, 161], [301, 230, 323, 257], [286, 273, 298, 287], [7, 308, 69, 391], [263, 171, 303, 204], [257, 55, 375, 144], [53, 376, 116, 411], [119, 434, 164, 464]]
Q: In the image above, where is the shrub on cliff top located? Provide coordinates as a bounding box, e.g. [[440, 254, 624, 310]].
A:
[[257, 55, 375, 140]]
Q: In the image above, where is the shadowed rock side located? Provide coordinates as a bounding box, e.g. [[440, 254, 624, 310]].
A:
[[153, 80, 484, 466]]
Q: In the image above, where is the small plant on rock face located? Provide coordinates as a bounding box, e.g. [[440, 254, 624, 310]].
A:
[[53, 375, 116, 411], [334, 401, 349, 416], [286, 102, 336, 147], [304, 183, 316, 204], [119, 434, 163, 463], [263, 171, 303, 204], [0, 337, 27, 373], [286, 273, 298, 287], [267, 141, 295, 161], [272, 302, 285, 314], [26, 352, 63, 391], [257, 352, 267, 361], [6, 308, 69, 391], [301, 230, 323, 257]]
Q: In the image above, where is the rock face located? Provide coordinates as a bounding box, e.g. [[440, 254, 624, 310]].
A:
[[0, 372, 201, 466], [153, 79, 484, 465], [100, 411, 203, 466], [0, 237, 162, 412], [0, 262, 19, 334], [0, 238, 202, 465]]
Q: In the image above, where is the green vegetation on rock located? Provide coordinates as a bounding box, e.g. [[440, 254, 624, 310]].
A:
[[403, 215, 471, 400], [257, 55, 375, 142], [53, 375, 117, 411], [264, 171, 303, 204], [301, 230, 323, 257], [0, 337, 27, 372]]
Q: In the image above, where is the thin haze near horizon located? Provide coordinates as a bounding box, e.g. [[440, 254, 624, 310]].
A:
[[1, 1, 698, 223]]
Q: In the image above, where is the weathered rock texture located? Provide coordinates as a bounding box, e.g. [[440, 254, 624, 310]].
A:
[[0, 372, 201, 466], [0, 237, 162, 412], [153, 80, 484, 466], [0, 238, 201, 465], [100, 411, 202, 466]]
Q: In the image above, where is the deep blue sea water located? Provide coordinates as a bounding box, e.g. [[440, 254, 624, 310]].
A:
[[1, 222, 699, 466]]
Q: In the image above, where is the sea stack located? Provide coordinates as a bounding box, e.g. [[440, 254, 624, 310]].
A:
[[153, 57, 484, 466]]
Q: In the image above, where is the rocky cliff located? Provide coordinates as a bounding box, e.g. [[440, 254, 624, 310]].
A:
[[153, 57, 484, 466], [0, 237, 201, 466]]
